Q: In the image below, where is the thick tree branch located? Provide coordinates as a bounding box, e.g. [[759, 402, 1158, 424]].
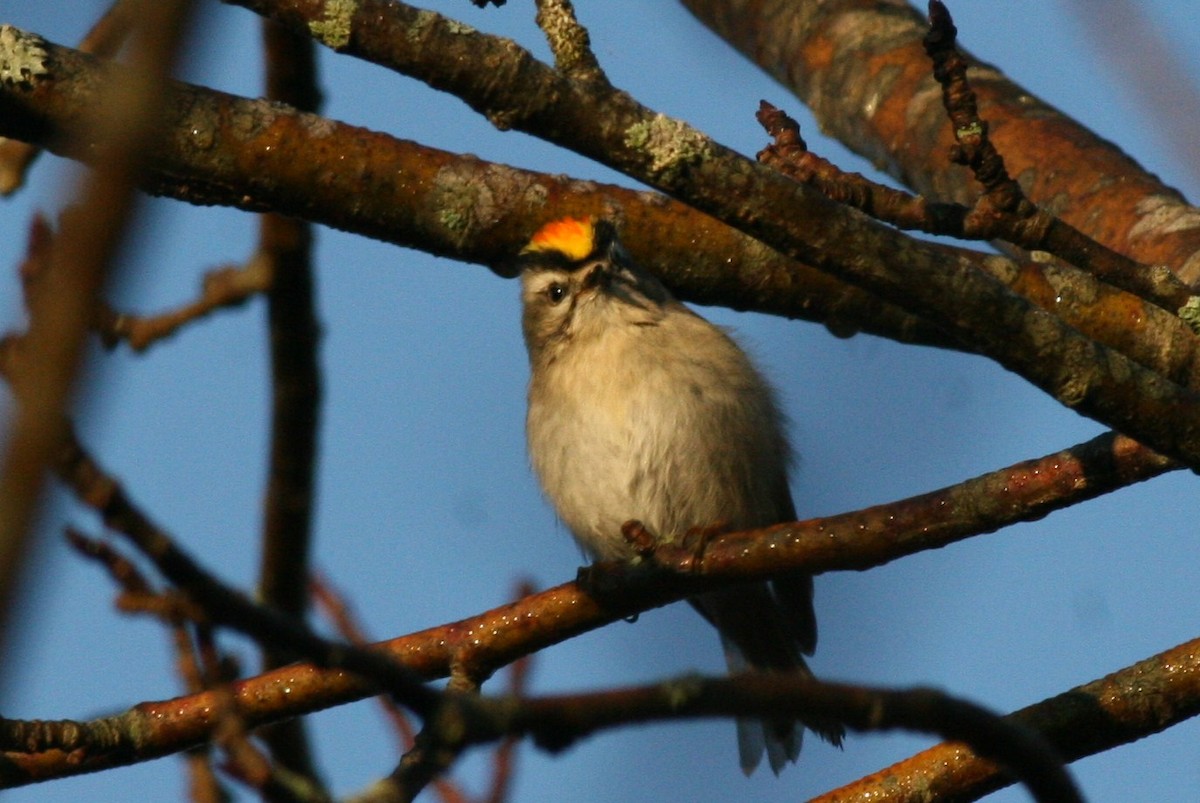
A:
[[0, 30, 945, 348], [203, 1, 1200, 471], [8, 29, 1200, 401], [681, 0, 1200, 287]]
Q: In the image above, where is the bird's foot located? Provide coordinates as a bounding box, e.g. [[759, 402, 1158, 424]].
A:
[[673, 519, 731, 573]]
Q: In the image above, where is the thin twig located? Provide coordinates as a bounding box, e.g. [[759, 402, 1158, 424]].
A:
[[311, 575, 419, 747], [312, 575, 468, 803], [64, 528, 231, 803], [96, 258, 271, 352], [923, 0, 1195, 313]]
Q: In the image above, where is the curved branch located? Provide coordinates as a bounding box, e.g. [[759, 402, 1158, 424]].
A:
[[507, 676, 1082, 803]]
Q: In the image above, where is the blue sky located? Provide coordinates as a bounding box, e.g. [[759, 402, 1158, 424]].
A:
[[1, 2, 1197, 801]]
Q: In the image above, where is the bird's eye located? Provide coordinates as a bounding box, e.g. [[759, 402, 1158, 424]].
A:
[[545, 282, 568, 305]]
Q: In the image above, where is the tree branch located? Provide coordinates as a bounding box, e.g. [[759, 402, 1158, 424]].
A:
[[202, 0, 1200, 475], [0, 30, 947, 348], [255, 16, 326, 792], [681, 0, 1200, 287], [0, 429, 1174, 786], [756, 100, 1200, 389], [816, 636, 1200, 802], [506, 676, 1082, 803]]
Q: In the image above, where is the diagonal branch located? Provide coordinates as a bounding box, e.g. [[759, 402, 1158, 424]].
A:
[[0, 429, 1175, 786], [0, 31, 947, 348], [816, 636, 1200, 803], [755, 100, 1200, 389], [8, 29, 1200, 397], [213, 1, 1200, 471], [921, 1, 1193, 313]]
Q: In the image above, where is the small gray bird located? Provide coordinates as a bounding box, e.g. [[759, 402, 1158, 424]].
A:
[[516, 217, 842, 774]]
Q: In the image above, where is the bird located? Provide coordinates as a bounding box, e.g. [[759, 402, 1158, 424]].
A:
[[514, 216, 842, 774]]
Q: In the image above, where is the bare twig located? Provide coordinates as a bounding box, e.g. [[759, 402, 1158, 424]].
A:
[[65, 528, 232, 802], [96, 258, 271, 352], [311, 575, 419, 748], [312, 575, 468, 803], [68, 525, 326, 802], [923, 0, 1194, 313]]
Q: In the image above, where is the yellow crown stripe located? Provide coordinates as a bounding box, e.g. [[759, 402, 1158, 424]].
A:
[[522, 217, 595, 261]]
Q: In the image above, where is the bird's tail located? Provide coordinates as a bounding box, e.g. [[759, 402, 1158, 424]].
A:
[[692, 574, 844, 775]]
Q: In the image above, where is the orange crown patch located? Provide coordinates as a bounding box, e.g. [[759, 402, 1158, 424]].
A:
[[522, 217, 595, 261]]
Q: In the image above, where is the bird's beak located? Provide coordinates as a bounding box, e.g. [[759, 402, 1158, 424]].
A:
[[580, 261, 611, 291]]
